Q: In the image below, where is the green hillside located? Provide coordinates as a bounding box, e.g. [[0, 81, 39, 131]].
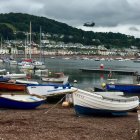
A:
[[0, 12, 140, 48]]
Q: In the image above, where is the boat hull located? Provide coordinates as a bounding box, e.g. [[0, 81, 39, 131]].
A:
[[106, 84, 140, 94], [41, 76, 69, 84], [0, 82, 26, 91], [73, 89, 139, 116], [27, 83, 76, 96], [0, 95, 45, 109], [74, 105, 127, 116]]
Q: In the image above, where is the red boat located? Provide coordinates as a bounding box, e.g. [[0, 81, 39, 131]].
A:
[[0, 81, 26, 91]]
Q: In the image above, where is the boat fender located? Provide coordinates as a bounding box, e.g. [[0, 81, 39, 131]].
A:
[[62, 101, 70, 107]]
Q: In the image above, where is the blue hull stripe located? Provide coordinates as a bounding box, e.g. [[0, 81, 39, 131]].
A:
[[106, 84, 140, 94], [0, 98, 45, 109], [74, 105, 127, 116]]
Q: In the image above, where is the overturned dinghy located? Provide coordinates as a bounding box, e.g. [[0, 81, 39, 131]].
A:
[[27, 83, 77, 103], [73, 88, 139, 116], [0, 94, 45, 109], [27, 83, 77, 97]]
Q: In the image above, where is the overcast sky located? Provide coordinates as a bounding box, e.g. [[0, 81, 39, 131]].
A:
[[0, 0, 140, 37]]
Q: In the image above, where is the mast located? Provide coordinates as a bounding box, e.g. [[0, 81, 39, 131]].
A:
[[29, 21, 32, 59], [25, 39, 27, 59], [39, 26, 42, 62], [0, 37, 2, 56]]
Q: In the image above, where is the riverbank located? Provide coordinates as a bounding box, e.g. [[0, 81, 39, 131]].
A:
[[8, 54, 137, 60], [0, 104, 138, 140]]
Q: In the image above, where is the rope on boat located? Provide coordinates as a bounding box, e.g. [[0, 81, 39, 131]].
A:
[[44, 89, 78, 114], [44, 95, 66, 114]]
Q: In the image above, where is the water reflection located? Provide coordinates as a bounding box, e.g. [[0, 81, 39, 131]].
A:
[[0, 58, 135, 90]]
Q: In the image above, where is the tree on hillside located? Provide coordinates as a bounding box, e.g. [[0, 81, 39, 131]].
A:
[[0, 24, 14, 39]]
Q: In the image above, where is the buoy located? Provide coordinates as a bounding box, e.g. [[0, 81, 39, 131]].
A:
[[7, 71, 10, 75], [100, 64, 104, 69], [62, 101, 70, 107], [101, 82, 106, 88], [73, 80, 77, 83]]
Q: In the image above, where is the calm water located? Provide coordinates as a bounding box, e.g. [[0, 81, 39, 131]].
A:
[[1, 57, 140, 90]]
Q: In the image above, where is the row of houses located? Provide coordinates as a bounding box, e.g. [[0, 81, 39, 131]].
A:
[[0, 40, 140, 56]]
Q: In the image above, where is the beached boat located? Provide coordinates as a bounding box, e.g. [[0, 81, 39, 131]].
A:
[[0, 81, 26, 91], [72, 88, 139, 116], [0, 78, 38, 91], [41, 72, 69, 84], [15, 79, 39, 85], [27, 83, 76, 97], [0, 94, 45, 109], [106, 83, 140, 94], [27, 83, 76, 103]]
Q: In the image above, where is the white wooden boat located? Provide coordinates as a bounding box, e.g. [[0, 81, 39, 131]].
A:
[[72, 88, 139, 116], [27, 84, 77, 97]]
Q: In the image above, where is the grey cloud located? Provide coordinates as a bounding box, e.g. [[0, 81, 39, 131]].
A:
[[0, 0, 140, 27], [129, 27, 140, 32]]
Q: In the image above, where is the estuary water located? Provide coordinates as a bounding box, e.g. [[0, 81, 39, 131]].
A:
[[1, 57, 140, 90]]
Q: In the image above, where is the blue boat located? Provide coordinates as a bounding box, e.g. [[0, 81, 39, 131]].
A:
[[106, 84, 140, 94], [0, 94, 45, 109]]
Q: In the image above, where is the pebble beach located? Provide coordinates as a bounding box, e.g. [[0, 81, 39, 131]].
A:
[[0, 104, 139, 140]]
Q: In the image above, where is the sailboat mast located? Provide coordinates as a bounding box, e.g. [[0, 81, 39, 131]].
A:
[[40, 26, 42, 61], [29, 21, 32, 59], [0, 37, 2, 56], [25, 39, 27, 59]]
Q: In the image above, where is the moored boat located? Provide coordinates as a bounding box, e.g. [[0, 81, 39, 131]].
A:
[[9, 60, 18, 65], [32, 61, 46, 69], [2, 72, 27, 79], [41, 72, 69, 84], [106, 83, 140, 94], [0, 69, 6, 73]]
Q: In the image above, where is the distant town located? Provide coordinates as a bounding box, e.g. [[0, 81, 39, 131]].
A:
[[0, 36, 140, 58]]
